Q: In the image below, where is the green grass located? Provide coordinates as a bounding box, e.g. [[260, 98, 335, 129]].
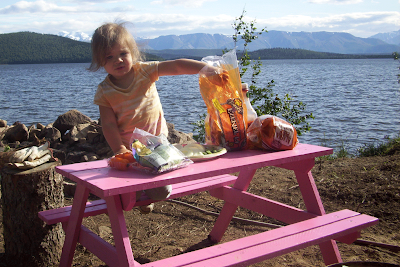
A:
[[357, 134, 400, 157], [318, 132, 400, 160]]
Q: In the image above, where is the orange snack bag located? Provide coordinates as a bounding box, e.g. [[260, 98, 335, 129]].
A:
[[115, 152, 136, 163], [247, 115, 298, 151], [108, 157, 129, 171], [108, 152, 136, 171], [199, 50, 248, 151]]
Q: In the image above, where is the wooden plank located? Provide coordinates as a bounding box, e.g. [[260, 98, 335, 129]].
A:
[[78, 225, 119, 267], [39, 199, 107, 224], [210, 186, 317, 224], [122, 174, 237, 210], [60, 144, 333, 198], [208, 169, 256, 243], [40, 175, 238, 223], [105, 195, 136, 267], [141, 210, 378, 267], [56, 160, 108, 179], [59, 184, 90, 267]]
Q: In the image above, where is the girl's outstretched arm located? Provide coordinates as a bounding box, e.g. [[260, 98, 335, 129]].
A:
[[158, 59, 208, 76], [158, 59, 229, 86]]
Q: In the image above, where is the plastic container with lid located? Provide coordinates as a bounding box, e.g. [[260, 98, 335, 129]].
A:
[[241, 83, 258, 127]]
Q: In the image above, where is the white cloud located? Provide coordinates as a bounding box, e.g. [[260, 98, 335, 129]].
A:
[[150, 0, 217, 8], [123, 13, 233, 37], [0, 0, 125, 14], [261, 11, 399, 36], [0, 1, 397, 38], [0, 1, 74, 14], [307, 0, 363, 4]]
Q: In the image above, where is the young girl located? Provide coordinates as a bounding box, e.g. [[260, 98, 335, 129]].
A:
[[89, 22, 226, 213]]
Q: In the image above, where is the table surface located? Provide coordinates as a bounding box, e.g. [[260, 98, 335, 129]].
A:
[[57, 143, 332, 198]]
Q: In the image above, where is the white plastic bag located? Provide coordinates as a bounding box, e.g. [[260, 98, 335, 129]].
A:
[[129, 128, 193, 173]]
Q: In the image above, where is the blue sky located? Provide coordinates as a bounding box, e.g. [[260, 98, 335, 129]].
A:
[[0, 0, 399, 39]]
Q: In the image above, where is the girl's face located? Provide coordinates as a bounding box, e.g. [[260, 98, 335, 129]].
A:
[[103, 42, 133, 80]]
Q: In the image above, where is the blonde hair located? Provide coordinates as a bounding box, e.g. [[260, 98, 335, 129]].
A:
[[89, 22, 143, 71]]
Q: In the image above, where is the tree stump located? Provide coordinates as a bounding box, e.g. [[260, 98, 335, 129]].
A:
[[1, 161, 65, 267]]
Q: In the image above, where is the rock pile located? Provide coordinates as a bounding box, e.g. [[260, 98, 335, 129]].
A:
[[0, 109, 197, 166]]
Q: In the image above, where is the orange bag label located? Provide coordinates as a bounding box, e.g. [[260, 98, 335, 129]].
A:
[[218, 98, 246, 150], [273, 120, 295, 147]]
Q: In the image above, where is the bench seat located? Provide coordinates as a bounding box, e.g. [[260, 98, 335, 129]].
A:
[[141, 209, 378, 267], [39, 174, 237, 225]]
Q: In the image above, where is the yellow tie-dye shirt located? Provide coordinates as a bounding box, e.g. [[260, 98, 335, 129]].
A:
[[93, 61, 168, 147]]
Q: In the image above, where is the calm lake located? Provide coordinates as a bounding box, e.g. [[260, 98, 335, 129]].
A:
[[0, 58, 399, 155]]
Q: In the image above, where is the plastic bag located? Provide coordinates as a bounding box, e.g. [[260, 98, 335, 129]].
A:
[[247, 115, 298, 151], [199, 49, 248, 151], [128, 128, 193, 173]]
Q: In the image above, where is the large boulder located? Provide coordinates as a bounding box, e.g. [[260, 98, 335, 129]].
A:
[[167, 123, 196, 145], [40, 126, 62, 143], [3, 122, 29, 143], [53, 110, 92, 135]]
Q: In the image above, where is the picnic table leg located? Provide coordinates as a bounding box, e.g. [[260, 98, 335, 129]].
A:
[[279, 158, 342, 265], [105, 195, 136, 267], [208, 169, 257, 243], [59, 184, 90, 267]]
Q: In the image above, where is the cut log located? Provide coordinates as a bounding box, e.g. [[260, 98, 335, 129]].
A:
[[1, 161, 65, 267]]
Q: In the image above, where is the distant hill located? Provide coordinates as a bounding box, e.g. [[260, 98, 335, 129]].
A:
[[142, 47, 393, 61], [137, 31, 400, 54], [144, 49, 224, 60], [0, 32, 162, 65], [139, 33, 233, 50], [247, 48, 393, 60], [370, 30, 400, 46], [0, 32, 92, 64], [0, 32, 396, 65]]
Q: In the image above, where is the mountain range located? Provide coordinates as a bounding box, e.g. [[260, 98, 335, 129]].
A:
[[60, 30, 400, 55]]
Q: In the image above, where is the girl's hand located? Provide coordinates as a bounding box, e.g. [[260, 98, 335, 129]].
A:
[[114, 146, 131, 156], [206, 68, 229, 87]]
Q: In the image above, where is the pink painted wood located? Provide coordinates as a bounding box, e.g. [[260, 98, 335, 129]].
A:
[[141, 210, 378, 267], [39, 199, 107, 224], [59, 184, 90, 267], [53, 143, 358, 267], [38, 175, 238, 224], [56, 143, 333, 198]]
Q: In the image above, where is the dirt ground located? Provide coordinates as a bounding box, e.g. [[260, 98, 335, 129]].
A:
[[1, 151, 399, 266]]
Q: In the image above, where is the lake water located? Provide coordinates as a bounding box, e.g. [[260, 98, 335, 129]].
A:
[[0, 58, 399, 155]]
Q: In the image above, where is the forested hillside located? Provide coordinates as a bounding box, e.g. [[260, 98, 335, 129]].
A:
[[0, 32, 91, 64], [0, 32, 392, 64], [0, 32, 162, 64], [247, 48, 393, 59]]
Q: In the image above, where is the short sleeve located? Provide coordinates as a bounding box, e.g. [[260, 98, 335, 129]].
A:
[[93, 84, 111, 107], [138, 61, 159, 83]]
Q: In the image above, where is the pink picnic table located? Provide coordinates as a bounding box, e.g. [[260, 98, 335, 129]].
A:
[[45, 143, 378, 267]]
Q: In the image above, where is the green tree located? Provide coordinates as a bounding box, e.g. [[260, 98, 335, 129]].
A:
[[192, 10, 314, 142]]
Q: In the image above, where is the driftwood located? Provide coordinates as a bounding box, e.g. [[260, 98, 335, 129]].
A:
[[1, 161, 65, 267]]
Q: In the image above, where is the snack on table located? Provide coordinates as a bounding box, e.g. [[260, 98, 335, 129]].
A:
[[176, 143, 227, 161], [199, 49, 248, 151], [129, 128, 193, 173], [108, 152, 136, 171], [247, 115, 298, 151]]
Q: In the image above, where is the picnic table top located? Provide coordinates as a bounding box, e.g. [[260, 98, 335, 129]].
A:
[[56, 143, 332, 197]]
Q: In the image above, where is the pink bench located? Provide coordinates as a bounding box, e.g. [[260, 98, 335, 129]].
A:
[[142, 210, 377, 267], [39, 174, 238, 224]]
